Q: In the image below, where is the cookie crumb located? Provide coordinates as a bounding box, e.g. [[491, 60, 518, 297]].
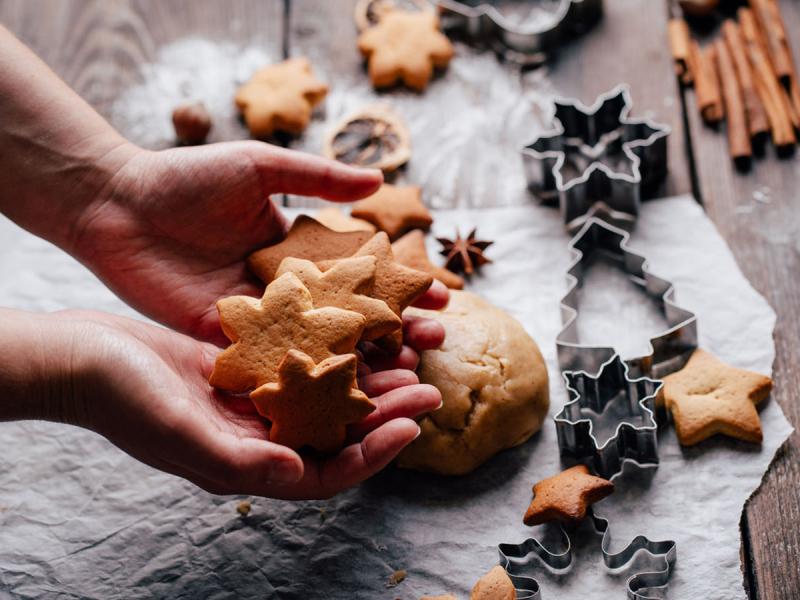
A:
[[386, 569, 407, 588], [236, 500, 252, 517]]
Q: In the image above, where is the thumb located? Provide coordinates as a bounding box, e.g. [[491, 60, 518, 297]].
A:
[[239, 141, 383, 201]]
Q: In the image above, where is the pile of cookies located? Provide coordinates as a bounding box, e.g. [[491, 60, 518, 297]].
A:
[[209, 215, 433, 452]]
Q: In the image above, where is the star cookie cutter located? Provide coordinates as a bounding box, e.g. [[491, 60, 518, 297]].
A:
[[557, 217, 697, 381], [437, 0, 602, 62], [498, 509, 677, 600], [522, 85, 670, 232], [556, 354, 662, 478]]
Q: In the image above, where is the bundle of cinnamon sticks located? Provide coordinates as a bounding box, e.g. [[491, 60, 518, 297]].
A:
[[668, 0, 799, 169]]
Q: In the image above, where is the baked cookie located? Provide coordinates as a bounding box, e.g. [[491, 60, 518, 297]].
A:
[[209, 273, 365, 392], [523, 465, 614, 527], [357, 10, 454, 91], [351, 184, 433, 241], [321, 232, 433, 353], [662, 348, 772, 445], [275, 255, 401, 341], [398, 291, 549, 475], [248, 215, 373, 283], [392, 230, 464, 290], [323, 104, 411, 173], [250, 350, 374, 452], [471, 566, 516, 600], [314, 207, 376, 233], [235, 58, 328, 137], [172, 102, 212, 145]]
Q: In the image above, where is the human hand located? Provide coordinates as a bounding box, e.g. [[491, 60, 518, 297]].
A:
[[21, 309, 440, 499]]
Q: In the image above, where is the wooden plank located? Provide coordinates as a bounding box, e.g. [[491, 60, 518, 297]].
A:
[[678, 1, 800, 598]]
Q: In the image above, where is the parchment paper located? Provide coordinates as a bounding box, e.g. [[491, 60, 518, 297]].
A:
[[0, 195, 792, 599]]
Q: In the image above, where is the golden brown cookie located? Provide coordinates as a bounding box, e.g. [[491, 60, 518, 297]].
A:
[[523, 465, 614, 527], [393, 230, 464, 290], [209, 273, 365, 393], [357, 10, 454, 91], [250, 350, 374, 452], [471, 566, 516, 600], [323, 104, 411, 173], [321, 232, 432, 353], [662, 348, 772, 445], [235, 58, 328, 137], [314, 207, 377, 233], [275, 255, 401, 341], [248, 215, 373, 283], [351, 184, 433, 241]]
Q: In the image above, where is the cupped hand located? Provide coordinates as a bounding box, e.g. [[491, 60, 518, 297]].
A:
[[56, 310, 441, 500]]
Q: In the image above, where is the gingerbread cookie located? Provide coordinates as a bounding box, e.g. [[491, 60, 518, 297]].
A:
[[351, 184, 433, 241], [470, 566, 516, 600], [209, 273, 365, 392], [248, 215, 373, 283], [314, 207, 376, 233], [235, 58, 328, 137], [250, 350, 374, 452], [321, 232, 433, 353], [523, 465, 614, 526], [662, 348, 772, 445], [357, 10, 454, 91], [392, 230, 464, 290], [275, 255, 401, 341]]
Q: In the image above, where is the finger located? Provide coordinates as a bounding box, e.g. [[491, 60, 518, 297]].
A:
[[242, 141, 383, 201], [349, 384, 441, 439], [412, 279, 449, 310], [402, 315, 445, 352], [358, 368, 419, 397], [361, 342, 419, 372]]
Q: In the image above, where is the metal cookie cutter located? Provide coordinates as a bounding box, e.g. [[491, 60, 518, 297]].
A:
[[437, 0, 602, 63], [522, 85, 670, 232], [556, 354, 662, 479], [498, 509, 677, 600], [557, 217, 697, 381]]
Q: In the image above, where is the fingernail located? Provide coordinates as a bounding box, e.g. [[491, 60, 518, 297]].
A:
[[436, 400, 444, 410], [268, 460, 302, 484], [413, 425, 422, 440]]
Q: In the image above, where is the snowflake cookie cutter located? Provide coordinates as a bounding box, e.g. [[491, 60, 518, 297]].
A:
[[437, 0, 602, 62], [498, 508, 677, 600], [556, 217, 697, 382], [522, 85, 670, 232]]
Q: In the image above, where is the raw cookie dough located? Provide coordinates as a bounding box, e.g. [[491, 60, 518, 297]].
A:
[[399, 291, 549, 475]]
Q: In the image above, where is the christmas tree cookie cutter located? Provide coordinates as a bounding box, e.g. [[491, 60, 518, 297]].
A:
[[522, 85, 670, 232], [498, 508, 677, 600], [437, 0, 602, 63]]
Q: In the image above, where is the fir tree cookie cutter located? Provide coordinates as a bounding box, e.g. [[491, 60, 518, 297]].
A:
[[522, 85, 670, 232], [498, 508, 677, 600], [437, 0, 603, 62]]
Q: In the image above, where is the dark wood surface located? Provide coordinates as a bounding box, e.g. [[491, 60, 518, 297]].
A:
[[1, 1, 798, 597]]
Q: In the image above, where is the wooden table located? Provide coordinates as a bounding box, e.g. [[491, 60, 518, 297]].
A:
[[1, 1, 798, 597]]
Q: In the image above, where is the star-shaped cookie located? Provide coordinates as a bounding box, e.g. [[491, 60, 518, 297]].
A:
[[235, 57, 328, 137], [209, 273, 365, 393], [523, 464, 614, 526], [250, 350, 375, 452], [392, 230, 464, 289], [275, 255, 401, 341], [320, 232, 433, 353], [248, 215, 374, 283], [662, 349, 772, 445], [357, 10, 454, 91], [350, 184, 433, 241], [314, 207, 376, 233]]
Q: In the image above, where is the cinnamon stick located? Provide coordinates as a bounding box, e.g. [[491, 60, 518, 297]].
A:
[[715, 38, 752, 165], [691, 41, 724, 123], [739, 8, 796, 148], [749, 0, 793, 85], [668, 18, 693, 84], [722, 20, 769, 143]]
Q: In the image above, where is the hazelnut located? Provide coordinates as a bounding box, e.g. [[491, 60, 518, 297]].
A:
[[172, 102, 212, 145]]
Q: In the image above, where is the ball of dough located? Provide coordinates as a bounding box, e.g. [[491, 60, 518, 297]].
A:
[[398, 291, 549, 475]]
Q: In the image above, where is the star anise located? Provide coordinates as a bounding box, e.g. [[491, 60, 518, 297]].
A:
[[437, 228, 493, 275]]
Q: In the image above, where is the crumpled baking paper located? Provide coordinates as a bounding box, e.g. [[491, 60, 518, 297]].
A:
[[0, 195, 792, 599]]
